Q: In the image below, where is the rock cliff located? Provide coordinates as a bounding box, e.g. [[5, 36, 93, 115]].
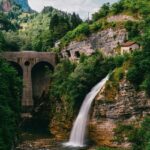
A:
[[89, 77, 150, 148], [0, 0, 31, 12], [62, 28, 128, 60]]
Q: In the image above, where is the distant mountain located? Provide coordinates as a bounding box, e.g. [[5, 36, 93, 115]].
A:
[[13, 0, 31, 11], [0, 0, 31, 12]]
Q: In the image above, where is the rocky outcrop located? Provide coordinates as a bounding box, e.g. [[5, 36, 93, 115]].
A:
[[1, 0, 11, 12], [62, 28, 128, 60], [89, 79, 150, 148], [107, 15, 137, 23], [0, 0, 31, 12], [50, 101, 73, 141]]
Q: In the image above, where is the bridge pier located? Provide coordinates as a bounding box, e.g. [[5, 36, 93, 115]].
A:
[[22, 63, 33, 112]]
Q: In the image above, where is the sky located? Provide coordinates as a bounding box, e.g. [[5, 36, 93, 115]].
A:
[[28, 0, 118, 19]]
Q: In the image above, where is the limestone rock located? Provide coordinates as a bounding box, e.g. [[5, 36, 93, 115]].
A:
[[107, 15, 137, 23], [62, 28, 128, 60], [89, 79, 150, 148]]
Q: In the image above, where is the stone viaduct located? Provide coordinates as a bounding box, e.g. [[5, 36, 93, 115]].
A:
[[1, 51, 57, 113]]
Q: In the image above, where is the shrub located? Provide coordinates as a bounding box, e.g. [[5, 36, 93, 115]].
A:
[[141, 76, 150, 96], [114, 55, 125, 67], [129, 117, 150, 150], [114, 123, 134, 143], [97, 147, 116, 150], [127, 66, 143, 89]]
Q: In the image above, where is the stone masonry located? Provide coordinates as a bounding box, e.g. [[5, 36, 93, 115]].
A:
[[1, 51, 57, 112]]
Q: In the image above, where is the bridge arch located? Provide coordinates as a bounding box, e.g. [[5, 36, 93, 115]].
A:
[[31, 61, 54, 106], [8, 61, 23, 76]]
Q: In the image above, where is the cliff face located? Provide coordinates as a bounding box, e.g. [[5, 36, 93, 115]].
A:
[[89, 78, 150, 148], [0, 0, 31, 12], [0, 0, 11, 12], [61, 28, 128, 60], [14, 0, 31, 11]]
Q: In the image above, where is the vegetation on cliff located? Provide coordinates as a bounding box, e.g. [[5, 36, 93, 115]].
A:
[[0, 0, 150, 149]]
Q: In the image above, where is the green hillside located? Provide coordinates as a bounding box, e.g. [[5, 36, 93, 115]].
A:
[[0, 0, 150, 150], [1, 6, 82, 51]]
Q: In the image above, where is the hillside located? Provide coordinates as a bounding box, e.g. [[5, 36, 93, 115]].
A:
[[0, 6, 82, 51], [0, 0, 150, 150]]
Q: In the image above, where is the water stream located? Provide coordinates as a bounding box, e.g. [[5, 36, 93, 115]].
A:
[[64, 75, 109, 148]]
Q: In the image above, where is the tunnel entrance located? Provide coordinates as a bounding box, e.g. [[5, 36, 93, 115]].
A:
[[31, 61, 53, 106]]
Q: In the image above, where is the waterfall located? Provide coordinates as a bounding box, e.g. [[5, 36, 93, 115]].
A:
[[64, 75, 109, 148]]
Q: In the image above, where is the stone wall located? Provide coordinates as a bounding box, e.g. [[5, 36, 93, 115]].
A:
[[62, 28, 128, 60], [89, 79, 150, 148]]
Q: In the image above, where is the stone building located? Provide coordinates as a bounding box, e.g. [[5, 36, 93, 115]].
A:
[[121, 41, 140, 55]]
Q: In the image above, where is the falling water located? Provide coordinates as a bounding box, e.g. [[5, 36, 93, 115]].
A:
[[64, 75, 109, 148]]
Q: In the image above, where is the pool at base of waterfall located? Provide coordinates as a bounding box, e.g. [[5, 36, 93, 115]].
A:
[[16, 132, 95, 150], [63, 142, 86, 148]]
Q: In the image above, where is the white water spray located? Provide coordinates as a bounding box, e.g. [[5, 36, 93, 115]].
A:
[[64, 75, 109, 147]]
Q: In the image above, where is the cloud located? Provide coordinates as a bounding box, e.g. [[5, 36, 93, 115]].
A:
[[28, 0, 118, 19]]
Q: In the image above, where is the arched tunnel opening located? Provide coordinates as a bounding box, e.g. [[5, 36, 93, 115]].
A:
[[31, 61, 53, 104], [30, 61, 54, 133]]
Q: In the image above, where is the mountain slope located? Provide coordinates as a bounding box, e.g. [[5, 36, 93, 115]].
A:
[[0, 0, 31, 12]]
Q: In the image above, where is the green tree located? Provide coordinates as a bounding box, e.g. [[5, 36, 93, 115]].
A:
[[129, 117, 150, 150], [70, 12, 82, 29], [49, 14, 59, 31], [92, 3, 110, 21], [0, 59, 22, 150], [0, 32, 6, 51], [0, 13, 13, 31], [111, 1, 124, 14]]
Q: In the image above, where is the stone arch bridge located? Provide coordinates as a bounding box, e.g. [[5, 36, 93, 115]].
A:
[[1, 51, 57, 113]]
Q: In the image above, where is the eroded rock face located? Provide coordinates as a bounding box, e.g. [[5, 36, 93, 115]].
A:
[[107, 15, 137, 23], [89, 79, 150, 148], [50, 101, 73, 141], [62, 28, 128, 60], [0, 0, 31, 12], [2, 0, 11, 12]]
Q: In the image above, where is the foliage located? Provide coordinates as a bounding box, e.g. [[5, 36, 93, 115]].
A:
[[141, 76, 150, 96], [0, 32, 6, 51], [60, 23, 90, 48], [2, 6, 82, 51], [111, 1, 124, 15], [114, 123, 134, 143], [126, 29, 150, 93], [128, 116, 150, 150], [92, 3, 110, 21], [124, 21, 141, 39], [127, 66, 143, 89], [114, 55, 125, 67], [49, 53, 116, 113], [96, 147, 116, 150], [0, 13, 14, 31], [0, 59, 22, 150]]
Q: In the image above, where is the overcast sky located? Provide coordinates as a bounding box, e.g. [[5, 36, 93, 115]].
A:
[[28, 0, 118, 19]]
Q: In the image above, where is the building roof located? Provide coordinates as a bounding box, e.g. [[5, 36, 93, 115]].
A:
[[121, 41, 137, 47]]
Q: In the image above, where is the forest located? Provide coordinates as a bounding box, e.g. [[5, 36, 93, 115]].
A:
[[0, 0, 150, 149]]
